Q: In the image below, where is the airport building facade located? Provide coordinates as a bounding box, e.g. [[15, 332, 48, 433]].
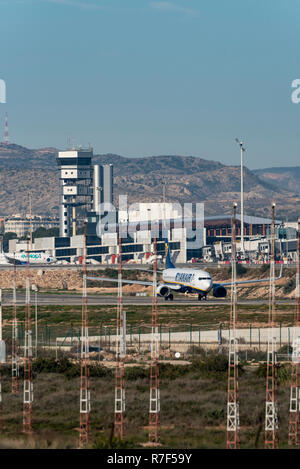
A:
[[9, 210, 285, 264]]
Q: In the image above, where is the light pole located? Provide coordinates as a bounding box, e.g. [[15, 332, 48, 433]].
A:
[[32, 285, 39, 357], [97, 186, 103, 240], [162, 179, 167, 240], [235, 138, 246, 254]]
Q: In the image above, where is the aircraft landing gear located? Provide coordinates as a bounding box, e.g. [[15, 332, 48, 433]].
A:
[[198, 294, 207, 301], [165, 294, 174, 301]]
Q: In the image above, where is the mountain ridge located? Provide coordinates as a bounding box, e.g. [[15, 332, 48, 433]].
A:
[[0, 143, 299, 220]]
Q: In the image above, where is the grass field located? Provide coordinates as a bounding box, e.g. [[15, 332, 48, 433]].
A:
[[0, 299, 296, 449], [0, 303, 295, 350], [0, 351, 294, 449], [2, 303, 296, 329]]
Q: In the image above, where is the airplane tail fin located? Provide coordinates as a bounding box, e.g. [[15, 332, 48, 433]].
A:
[[165, 241, 175, 269]]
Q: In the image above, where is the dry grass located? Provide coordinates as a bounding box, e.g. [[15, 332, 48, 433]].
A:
[[0, 353, 294, 449]]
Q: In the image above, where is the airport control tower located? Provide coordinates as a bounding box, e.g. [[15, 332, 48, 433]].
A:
[[57, 149, 114, 237], [57, 149, 93, 237]]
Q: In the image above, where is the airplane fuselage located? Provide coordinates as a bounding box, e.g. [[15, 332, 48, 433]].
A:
[[4, 252, 56, 265], [162, 267, 213, 295]]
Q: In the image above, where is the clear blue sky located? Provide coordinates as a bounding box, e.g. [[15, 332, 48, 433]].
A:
[[0, 0, 300, 169]]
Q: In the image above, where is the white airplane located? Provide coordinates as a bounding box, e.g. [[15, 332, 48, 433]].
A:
[[1, 251, 56, 265], [87, 242, 283, 301]]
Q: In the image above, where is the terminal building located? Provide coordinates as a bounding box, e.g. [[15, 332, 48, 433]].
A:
[[9, 207, 285, 264]]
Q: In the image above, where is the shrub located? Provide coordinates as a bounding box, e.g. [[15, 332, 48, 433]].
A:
[[159, 363, 190, 380], [255, 362, 291, 384], [190, 354, 230, 378], [283, 278, 295, 294], [93, 436, 138, 449], [260, 264, 269, 274], [125, 367, 148, 381], [31, 357, 112, 380], [227, 264, 247, 277], [90, 364, 112, 378], [278, 344, 293, 355]]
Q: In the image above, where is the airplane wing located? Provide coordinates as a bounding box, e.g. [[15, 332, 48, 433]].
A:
[[0, 254, 15, 265], [86, 276, 181, 290], [163, 283, 181, 290], [86, 276, 153, 286], [216, 264, 283, 287], [96, 266, 164, 273]]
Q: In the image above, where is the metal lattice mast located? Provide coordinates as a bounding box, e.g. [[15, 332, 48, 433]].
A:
[[12, 257, 19, 394], [23, 240, 33, 434], [3, 113, 9, 145], [226, 203, 240, 449], [265, 203, 278, 449], [149, 238, 160, 444], [114, 236, 126, 439], [288, 218, 300, 445], [79, 220, 91, 448]]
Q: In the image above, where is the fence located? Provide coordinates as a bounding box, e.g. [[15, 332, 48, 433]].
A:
[[1, 321, 296, 359]]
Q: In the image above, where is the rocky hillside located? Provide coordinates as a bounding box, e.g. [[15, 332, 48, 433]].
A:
[[254, 166, 300, 196], [0, 143, 299, 219]]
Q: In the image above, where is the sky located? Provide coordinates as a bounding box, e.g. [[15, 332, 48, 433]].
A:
[[0, 0, 300, 169]]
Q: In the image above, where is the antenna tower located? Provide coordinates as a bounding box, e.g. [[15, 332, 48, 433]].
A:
[[149, 238, 160, 444], [78, 220, 91, 447], [23, 240, 33, 433], [264, 203, 278, 449], [114, 236, 126, 439], [226, 203, 240, 449], [288, 218, 300, 445], [3, 113, 9, 144]]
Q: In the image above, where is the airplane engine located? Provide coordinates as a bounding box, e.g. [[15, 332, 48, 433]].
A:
[[156, 284, 171, 298], [213, 285, 227, 298]]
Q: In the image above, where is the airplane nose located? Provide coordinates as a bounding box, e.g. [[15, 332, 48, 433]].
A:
[[203, 280, 212, 291]]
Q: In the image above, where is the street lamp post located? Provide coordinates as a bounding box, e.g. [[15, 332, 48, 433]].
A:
[[235, 138, 246, 254], [32, 285, 39, 357]]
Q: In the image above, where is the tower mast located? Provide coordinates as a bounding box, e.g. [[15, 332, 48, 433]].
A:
[[288, 218, 300, 445], [23, 239, 33, 434], [114, 235, 126, 439], [78, 220, 91, 447], [12, 256, 19, 394], [226, 203, 240, 449], [149, 238, 160, 444], [3, 113, 9, 145], [264, 203, 278, 449]]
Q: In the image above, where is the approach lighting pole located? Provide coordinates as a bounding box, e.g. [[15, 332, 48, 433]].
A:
[[226, 203, 240, 449], [78, 219, 91, 448], [162, 179, 167, 240], [32, 285, 39, 357], [264, 203, 278, 449], [288, 218, 300, 445], [23, 238, 33, 434], [12, 255, 19, 394], [235, 139, 246, 254]]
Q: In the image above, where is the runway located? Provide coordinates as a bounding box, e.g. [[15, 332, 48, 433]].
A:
[[1, 292, 295, 306]]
